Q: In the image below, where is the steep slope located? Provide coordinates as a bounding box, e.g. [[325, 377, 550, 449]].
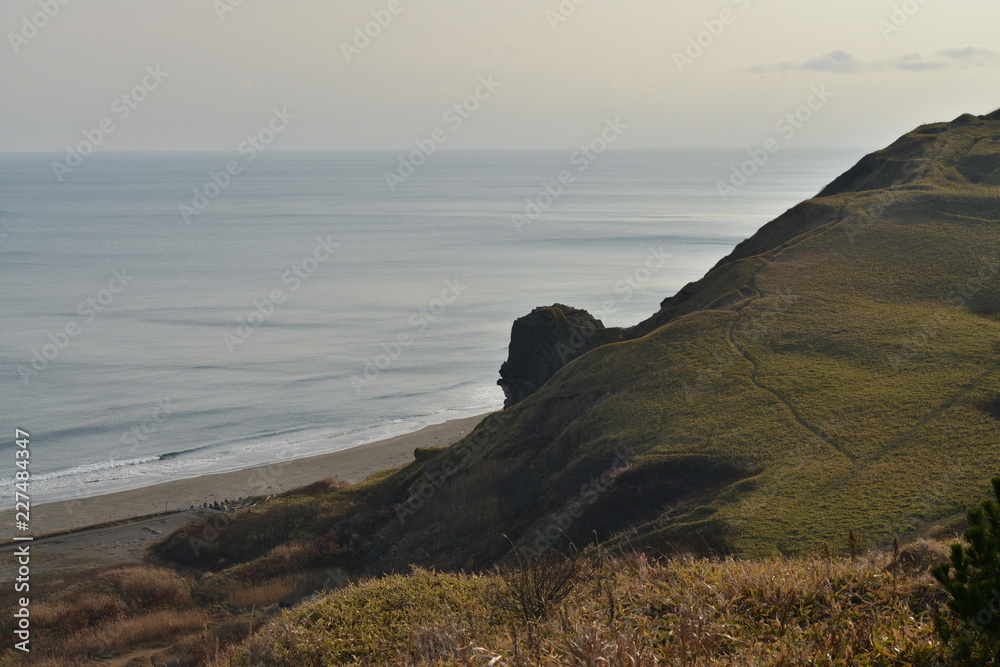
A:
[[386, 111, 1000, 562], [154, 112, 1000, 575]]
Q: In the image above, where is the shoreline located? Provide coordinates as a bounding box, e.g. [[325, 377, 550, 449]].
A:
[[0, 413, 489, 540]]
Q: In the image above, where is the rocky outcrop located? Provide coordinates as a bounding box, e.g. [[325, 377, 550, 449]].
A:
[[497, 304, 622, 408]]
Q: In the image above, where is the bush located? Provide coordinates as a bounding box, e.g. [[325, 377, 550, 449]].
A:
[[932, 476, 1000, 665], [277, 477, 347, 498], [490, 547, 587, 624], [413, 446, 445, 462]]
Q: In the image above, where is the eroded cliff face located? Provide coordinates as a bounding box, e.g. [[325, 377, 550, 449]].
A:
[[497, 304, 622, 408]]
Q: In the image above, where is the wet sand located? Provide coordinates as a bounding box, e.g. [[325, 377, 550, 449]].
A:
[[0, 414, 488, 576]]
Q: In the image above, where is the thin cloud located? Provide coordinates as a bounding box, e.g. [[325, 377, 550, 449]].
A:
[[745, 46, 1000, 75]]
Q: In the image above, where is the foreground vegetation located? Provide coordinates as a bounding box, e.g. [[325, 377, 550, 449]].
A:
[[6, 477, 989, 664], [0, 537, 966, 666], [0, 465, 994, 666], [933, 477, 1000, 665], [221, 543, 957, 666], [0, 563, 269, 665]]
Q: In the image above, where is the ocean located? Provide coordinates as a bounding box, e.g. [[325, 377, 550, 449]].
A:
[[0, 148, 861, 507]]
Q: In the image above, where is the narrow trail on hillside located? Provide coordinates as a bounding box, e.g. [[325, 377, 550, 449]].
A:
[[724, 288, 857, 464], [719, 203, 859, 463]]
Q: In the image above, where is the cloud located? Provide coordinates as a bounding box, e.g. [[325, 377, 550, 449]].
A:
[[745, 46, 1000, 75], [801, 50, 864, 74], [938, 46, 1000, 67]]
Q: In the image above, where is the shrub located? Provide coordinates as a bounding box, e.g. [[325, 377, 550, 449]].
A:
[[413, 446, 445, 463], [490, 547, 587, 624], [932, 476, 1000, 665], [277, 477, 347, 498]]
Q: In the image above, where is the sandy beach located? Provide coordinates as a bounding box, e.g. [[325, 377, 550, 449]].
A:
[[0, 414, 488, 542]]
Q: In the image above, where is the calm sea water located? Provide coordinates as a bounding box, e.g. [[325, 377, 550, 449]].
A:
[[0, 149, 860, 506]]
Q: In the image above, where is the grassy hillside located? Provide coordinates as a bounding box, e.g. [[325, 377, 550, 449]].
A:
[[147, 114, 1000, 578]]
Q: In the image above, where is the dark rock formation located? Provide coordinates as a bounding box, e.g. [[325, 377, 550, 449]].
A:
[[497, 304, 622, 408]]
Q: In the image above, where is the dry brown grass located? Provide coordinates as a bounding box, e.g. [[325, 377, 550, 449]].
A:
[[221, 574, 306, 610], [892, 537, 953, 573], [0, 564, 205, 664], [102, 564, 193, 610], [2, 539, 959, 665], [55, 608, 209, 658], [29, 592, 126, 632], [168, 614, 268, 666], [559, 621, 658, 667], [245, 540, 313, 576], [149, 487, 359, 571], [6, 564, 193, 643], [223, 547, 952, 666]]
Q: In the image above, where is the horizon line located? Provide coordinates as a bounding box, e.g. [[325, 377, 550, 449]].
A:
[[0, 146, 869, 154]]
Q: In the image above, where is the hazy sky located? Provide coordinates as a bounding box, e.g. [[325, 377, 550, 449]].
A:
[[2, 0, 998, 152]]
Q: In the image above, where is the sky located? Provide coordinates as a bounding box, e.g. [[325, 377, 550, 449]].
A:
[[1, 0, 998, 153]]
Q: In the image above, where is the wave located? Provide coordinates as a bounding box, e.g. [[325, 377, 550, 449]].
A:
[[0, 385, 505, 508], [1, 446, 215, 487], [29, 455, 161, 483], [157, 444, 217, 461]]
